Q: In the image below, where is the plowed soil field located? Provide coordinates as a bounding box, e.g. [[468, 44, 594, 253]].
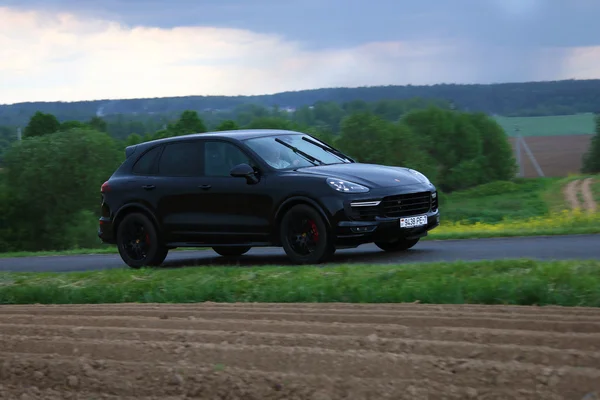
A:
[[508, 134, 593, 177], [1, 303, 600, 400]]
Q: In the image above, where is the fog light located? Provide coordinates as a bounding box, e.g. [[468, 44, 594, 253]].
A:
[[351, 226, 376, 233]]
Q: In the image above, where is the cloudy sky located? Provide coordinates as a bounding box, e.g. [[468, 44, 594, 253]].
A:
[[1, 0, 599, 104]]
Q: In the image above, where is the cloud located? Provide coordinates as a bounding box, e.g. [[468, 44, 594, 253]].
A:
[[0, 6, 599, 104], [561, 46, 600, 79]]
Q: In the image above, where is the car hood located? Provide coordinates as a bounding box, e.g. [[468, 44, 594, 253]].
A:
[[295, 163, 429, 188]]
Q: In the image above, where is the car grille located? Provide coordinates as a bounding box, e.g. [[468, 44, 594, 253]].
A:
[[350, 191, 435, 221]]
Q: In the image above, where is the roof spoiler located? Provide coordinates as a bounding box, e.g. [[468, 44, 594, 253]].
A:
[[125, 145, 138, 158]]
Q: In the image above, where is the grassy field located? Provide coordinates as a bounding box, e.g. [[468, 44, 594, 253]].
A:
[[1, 259, 599, 306], [494, 113, 595, 136], [439, 178, 559, 222]]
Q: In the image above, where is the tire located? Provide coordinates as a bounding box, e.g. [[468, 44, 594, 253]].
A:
[[116, 212, 168, 268], [375, 237, 420, 252], [280, 204, 335, 264], [212, 246, 252, 257]]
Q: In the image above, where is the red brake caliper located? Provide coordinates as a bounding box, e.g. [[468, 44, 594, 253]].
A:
[[145, 233, 151, 245], [309, 220, 319, 242]]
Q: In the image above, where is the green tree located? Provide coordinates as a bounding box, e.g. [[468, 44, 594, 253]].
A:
[[172, 110, 207, 135], [385, 122, 438, 183], [312, 101, 345, 132], [336, 112, 391, 164], [23, 111, 61, 138], [88, 116, 108, 132], [215, 120, 239, 131], [336, 111, 436, 181], [1, 128, 122, 251], [467, 112, 517, 181], [582, 114, 600, 173], [125, 133, 143, 146], [401, 107, 514, 191], [245, 116, 295, 130], [61, 120, 88, 131]]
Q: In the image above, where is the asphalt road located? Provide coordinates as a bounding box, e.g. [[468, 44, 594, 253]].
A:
[[1, 234, 599, 273]]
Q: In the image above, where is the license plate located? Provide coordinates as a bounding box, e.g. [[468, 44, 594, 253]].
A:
[[400, 215, 428, 228]]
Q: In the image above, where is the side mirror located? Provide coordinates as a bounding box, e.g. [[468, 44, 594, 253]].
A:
[[230, 163, 259, 184]]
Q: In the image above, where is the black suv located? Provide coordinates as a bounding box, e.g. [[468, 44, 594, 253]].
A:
[[99, 129, 440, 267]]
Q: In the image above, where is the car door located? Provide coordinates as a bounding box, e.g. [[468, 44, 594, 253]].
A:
[[123, 143, 165, 207], [153, 139, 207, 244], [199, 139, 274, 245]]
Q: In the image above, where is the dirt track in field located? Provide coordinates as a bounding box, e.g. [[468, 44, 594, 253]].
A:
[[564, 177, 597, 212], [1, 303, 600, 399]]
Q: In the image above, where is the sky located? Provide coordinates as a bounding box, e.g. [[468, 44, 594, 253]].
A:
[[1, 0, 600, 104]]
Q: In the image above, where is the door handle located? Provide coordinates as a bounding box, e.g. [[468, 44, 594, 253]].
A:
[[142, 184, 155, 190], [198, 184, 212, 190]]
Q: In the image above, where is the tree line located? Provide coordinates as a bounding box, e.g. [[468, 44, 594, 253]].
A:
[[0, 104, 523, 253], [582, 114, 600, 174], [3, 79, 600, 128]]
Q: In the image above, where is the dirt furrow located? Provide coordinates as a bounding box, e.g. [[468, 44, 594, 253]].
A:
[[7, 302, 600, 316], [2, 303, 600, 399], [4, 303, 600, 320], [0, 353, 570, 400], [1, 308, 598, 332], [563, 179, 581, 209], [3, 325, 600, 368], [0, 385, 190, 400], [3, 315, 600, 351], [1, 336, 599, 394]]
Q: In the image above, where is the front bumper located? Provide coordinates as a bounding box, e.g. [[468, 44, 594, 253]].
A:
[[334, 209, 440, 247], [326, 183, 440, 247]]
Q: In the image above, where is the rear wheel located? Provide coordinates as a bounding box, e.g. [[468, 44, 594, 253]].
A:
[[280, 204, 335, 264], [116, 212, 168, 268], [212, 246, 252, 257], [375, 237, 420, 252]]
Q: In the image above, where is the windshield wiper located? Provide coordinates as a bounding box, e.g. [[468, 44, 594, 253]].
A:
[[275, 138, 323, 166], [302, 136, 353, 163]]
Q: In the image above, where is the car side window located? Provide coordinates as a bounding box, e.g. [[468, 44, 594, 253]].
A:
[[157, 141, 203, 177], [204, 141, 253, 177], [132, 145, 162, 175]]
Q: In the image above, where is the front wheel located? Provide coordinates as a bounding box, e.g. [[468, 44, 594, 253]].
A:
[[375, 237, 420, 252], [116, 212, 168, 268], [212, 246, 252, 257], [280, 204, 335, 264]]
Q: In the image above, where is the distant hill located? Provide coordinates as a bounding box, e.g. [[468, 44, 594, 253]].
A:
[[2, 79, 600, 126]]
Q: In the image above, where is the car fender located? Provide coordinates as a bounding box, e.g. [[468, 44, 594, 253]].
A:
[[273, 195, 333, 229], [113, 202, 161, 234]]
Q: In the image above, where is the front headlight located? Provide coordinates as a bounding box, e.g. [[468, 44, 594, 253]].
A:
[[326, 178, 370, 193], [408, 169, 431, 184]]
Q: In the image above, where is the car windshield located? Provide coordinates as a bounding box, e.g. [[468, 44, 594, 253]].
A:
[[244, 134, 352, 170]]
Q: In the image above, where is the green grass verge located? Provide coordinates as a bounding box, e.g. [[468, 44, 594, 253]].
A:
[[494, 113, 595, 137], [1, 259, 599, 306]]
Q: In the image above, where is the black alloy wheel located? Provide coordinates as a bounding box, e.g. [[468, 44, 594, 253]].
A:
[[116, 212, 168, 268], [280, 204, 334, 264]]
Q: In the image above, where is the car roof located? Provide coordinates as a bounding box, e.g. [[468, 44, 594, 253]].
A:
[[157, 129, 301, 143], [126, 129, 305, 158]]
